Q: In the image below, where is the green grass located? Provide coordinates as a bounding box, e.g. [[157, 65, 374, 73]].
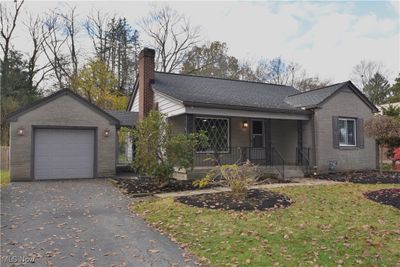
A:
[[133, 184, 400, 266], [0, 169, 9, 186]]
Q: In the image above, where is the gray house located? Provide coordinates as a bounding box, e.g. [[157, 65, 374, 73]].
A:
[[8, 48, 378, 181], [128, 48, 378, 178]]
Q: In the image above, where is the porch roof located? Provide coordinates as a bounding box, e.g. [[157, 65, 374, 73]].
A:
[[105, 110, 138, 127]]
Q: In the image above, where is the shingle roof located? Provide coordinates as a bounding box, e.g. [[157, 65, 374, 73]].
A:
[[105, 110, 138, 127], [152, 72, 306, 113], [7, 89, 120, 124], [284, 82, 348, 108]]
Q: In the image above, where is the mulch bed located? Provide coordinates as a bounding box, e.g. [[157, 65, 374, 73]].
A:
[[113, 177, 221, 197], [363, 188, 400, 209], [114, 175, 294, 197], [316, 171, 400, 184], [175, 189, 293, 211]]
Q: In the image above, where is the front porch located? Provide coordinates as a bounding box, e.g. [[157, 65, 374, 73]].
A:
[[170, 115, 313, 179]]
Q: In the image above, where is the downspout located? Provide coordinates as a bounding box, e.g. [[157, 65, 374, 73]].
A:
[[311, 109, 318, 174]]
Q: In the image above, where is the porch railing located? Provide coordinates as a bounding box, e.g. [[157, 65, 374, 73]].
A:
[[193, 147, 244, 167], [296, 147, 311, 175], [271, 147, 285, 179], [193, 146, 285, 178]]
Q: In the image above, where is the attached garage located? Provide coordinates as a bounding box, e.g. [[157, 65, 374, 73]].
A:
[[7, 89, 122, 181]]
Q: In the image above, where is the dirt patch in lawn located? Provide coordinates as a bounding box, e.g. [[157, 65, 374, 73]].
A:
[[316, 171, 400, 184], [175, 189, 293, 211], [363, 188, 400, 209], [113, 177, 221, 197]]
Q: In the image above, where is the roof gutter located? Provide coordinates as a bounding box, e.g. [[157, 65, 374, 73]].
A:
[[182, 101, 312, 115]]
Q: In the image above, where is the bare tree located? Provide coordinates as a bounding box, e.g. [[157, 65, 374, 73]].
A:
[[295, 75, 331, 92], [238, 61, 258, 81], [24, 14, 52, 88], [60, 5, 79, 78], [0, 0, 24, 76], [85, 10, 140, 93], [351, 60, 388, 90], [85, 10, 110, 61], [140, 6, 200, 72], [181, 41, 242, 79], [255, 57, 300, 86], [42, 11, 71, 88]]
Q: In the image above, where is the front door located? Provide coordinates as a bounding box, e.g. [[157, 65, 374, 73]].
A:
[[251, 120, 265, 161]]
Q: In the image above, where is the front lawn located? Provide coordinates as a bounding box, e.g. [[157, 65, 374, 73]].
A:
[[133, 184, 400, 266], [1, 169, 10, 186]]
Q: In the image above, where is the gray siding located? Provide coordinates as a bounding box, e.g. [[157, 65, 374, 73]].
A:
[[10, 94, 116, 181], [230, 117, 250, 147], [314, 88, 376, 172], [169, 115, 186, 135]]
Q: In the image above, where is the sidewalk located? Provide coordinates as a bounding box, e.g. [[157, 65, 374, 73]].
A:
[[154, 178, 341, 198]]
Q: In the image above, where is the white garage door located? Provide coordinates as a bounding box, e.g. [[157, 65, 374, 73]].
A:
[[34, 129, 95, 180]]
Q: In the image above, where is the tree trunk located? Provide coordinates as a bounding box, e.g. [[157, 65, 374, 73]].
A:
[[379, 144, 384, 174]]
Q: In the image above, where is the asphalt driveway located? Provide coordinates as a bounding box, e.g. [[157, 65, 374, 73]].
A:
[[1, 179, 197, 267]]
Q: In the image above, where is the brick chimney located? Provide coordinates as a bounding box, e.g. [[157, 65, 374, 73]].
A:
[[138, 48, 155, 121]]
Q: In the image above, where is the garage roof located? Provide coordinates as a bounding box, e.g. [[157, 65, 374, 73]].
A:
[[7, 89, 120, 125]]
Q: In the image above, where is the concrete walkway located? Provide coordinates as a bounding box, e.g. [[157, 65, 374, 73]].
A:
[[154, 178, 341, 198]]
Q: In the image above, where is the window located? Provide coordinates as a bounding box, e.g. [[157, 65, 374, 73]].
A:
[[338, 118, 356, 146], [195, 117, 229, 152]]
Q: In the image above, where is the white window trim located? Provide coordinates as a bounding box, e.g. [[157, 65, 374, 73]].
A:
[[195, 116, 230, 153], [338, 118, 357, 147]]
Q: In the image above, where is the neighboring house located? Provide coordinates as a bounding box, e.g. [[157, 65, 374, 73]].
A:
[[378, 101, 400, 114], [128, 48, 378, 178], [7, 48, 378, 181]]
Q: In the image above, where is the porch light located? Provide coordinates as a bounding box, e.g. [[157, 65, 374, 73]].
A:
[[17, 127, 25, 136], [103, 129, 111, 137], [242, 121, 249, 128]]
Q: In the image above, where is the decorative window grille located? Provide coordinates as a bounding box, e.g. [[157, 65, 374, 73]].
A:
[[195, 117, 229, 152]]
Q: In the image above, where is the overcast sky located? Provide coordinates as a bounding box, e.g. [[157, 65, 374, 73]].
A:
[[10, 0, 400, 84]]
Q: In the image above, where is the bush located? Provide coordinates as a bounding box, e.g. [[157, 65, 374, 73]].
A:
[[364, 115, 400, 173], [133, 111, 207, 185], [194, 161, 262, 200], [220, 164, 250, 199]]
